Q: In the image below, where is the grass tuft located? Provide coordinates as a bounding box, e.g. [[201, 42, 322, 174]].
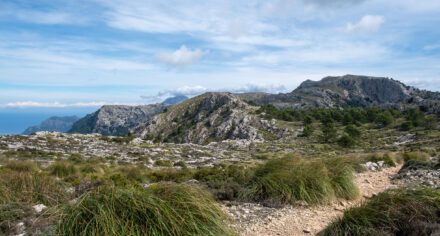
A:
[[241, 156, 359, 206], [2, 160, 39, 172], [403, 151, 430, 162], [48, 161, 77, 177], [319, 188, 440, 236], [0, 171, 70, 206], [57, 184, 235, 235]]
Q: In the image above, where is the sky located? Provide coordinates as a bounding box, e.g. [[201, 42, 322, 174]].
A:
[[0, 0, 440, 109]]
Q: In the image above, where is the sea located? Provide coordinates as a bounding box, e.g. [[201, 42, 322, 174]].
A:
[[0, 107, 98, 135]]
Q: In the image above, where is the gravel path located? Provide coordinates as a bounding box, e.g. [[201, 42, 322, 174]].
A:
[[238, 166, 401, 236]]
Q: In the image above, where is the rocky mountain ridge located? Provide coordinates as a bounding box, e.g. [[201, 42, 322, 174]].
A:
[[132, 92, 283, 144], [69, 104, 169, 136], [237, 75, 440, 110], [22, 116, 79, 135]]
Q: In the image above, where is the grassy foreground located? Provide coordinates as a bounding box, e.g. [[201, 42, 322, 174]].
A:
[[57, 184, 235, 236], [319, 188, 440, 236]]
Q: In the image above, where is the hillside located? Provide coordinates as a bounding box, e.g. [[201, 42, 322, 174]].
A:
[[22, 116, 79, 135], [237, 75, 440, 109], [69, 104, 168, 136], [132, 92, 282, 144]]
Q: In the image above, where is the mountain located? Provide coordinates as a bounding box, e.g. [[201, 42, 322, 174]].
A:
[[237, 75, 440, 109], [132, 92, 282, 144], [162, 95, 189, 105], [22, 116, 79, 135], [69, 104, 169, 136]]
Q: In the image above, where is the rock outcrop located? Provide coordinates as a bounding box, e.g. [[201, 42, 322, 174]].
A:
[[237, 75, 440, 109], [69, 104, 168, 136], [22, 116, 79, 134], [132, 92, 267, 144]]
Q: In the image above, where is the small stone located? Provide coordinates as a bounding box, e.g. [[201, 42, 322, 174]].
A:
[[33, 204, 47, 213], [303, 229, 311, 234]]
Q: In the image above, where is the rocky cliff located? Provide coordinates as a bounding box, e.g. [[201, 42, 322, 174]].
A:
[[132, 92, 275, 144], [22, 116, 79, 134], [237, 75, 440, 109], [69, 104, 168, 136]]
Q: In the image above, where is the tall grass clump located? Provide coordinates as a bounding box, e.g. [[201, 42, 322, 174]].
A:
[[2, 160, 39, 172], [242, 156, 359, 206], [57, 184, 235, 236], [403, 151, 430, 162], [48, 161, 77, 177], [319, 188, 440, 236], [0, 171, 70, 206]]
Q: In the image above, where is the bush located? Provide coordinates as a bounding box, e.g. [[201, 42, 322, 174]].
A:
[[370, 153, 397, 167], [241, 156, 358, 206], [403, 151, 430, 162], [319, 188, 440, 236], [48, 161, 77, 177], [57, 184, 234, 235], [301, 124, 314, 137], [344, 125, 361, 138], [338, 135, 355, 148], [0, 171, 70, 206], [400, 121, 413, 131]]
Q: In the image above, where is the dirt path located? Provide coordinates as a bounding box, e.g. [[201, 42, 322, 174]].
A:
[[240, 166, 401, 236]]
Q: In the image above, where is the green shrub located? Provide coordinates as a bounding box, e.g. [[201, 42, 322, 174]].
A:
[[0, 171, 70, 206], [57, 184, 234, 235], [400, 121, 413, 131], [242, 156, 358, 206], [403, 151, 430, 162], [344, 125, 361, 138], [147, 169, 194, 183], [319, 188, 440, 236], [337, 135, 356, 147], [49, 161, 77, 177]]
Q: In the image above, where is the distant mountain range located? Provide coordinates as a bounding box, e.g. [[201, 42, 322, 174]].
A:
[[162, 95, 189, 105], [56, 75, 440, 141], [22, 116, 79, 135], [236, 75, 440, 109]]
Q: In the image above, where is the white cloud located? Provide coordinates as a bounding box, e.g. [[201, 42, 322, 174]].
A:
[[158, 85, 207, 96], [154, 45, 209, 66], [346, 15, 385, 32], [1, 101, 108, 108], [229, 83, 288, 93]]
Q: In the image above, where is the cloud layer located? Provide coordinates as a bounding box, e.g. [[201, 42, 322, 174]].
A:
[[155, 46, 209, 67]]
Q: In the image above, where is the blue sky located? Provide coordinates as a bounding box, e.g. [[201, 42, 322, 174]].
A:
[[0, 0, 439, 109]]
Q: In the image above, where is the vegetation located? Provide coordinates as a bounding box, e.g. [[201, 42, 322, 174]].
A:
[[403, 151, 430, 162], [319, 188, 440, 236], [57, 184, 234, 236], [242, 155, 359, 206]]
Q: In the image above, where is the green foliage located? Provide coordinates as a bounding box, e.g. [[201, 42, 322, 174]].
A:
[[2, 160, 39, 172], [321, 120, 337, 143], [49, 161, 78, 178], [57, 184, 234, 236], [403, 151, 430, 162], [301, 124, 314, 137], [242, 156, 358, 206], [319, 188, 440, 236], [424, 115, 438, 130], [375, 111, 394, 127], [0, 203, 34, 235], [2, 149, 62, 159], [0, 171, 70, 206], [344, 124, 361, 138], [154, 159, 174, 167], [337, 135, 356, 148], [400, 121, 413, 131]]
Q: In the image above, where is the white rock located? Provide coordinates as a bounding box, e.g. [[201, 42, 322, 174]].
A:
[[33, 204, 47, 213]]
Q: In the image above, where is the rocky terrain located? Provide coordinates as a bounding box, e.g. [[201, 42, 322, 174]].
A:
[[22, 116, 79, 135], [132, 92, 285, 144], [69, 104, 169, 136], [237, 75, 440, 110]]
